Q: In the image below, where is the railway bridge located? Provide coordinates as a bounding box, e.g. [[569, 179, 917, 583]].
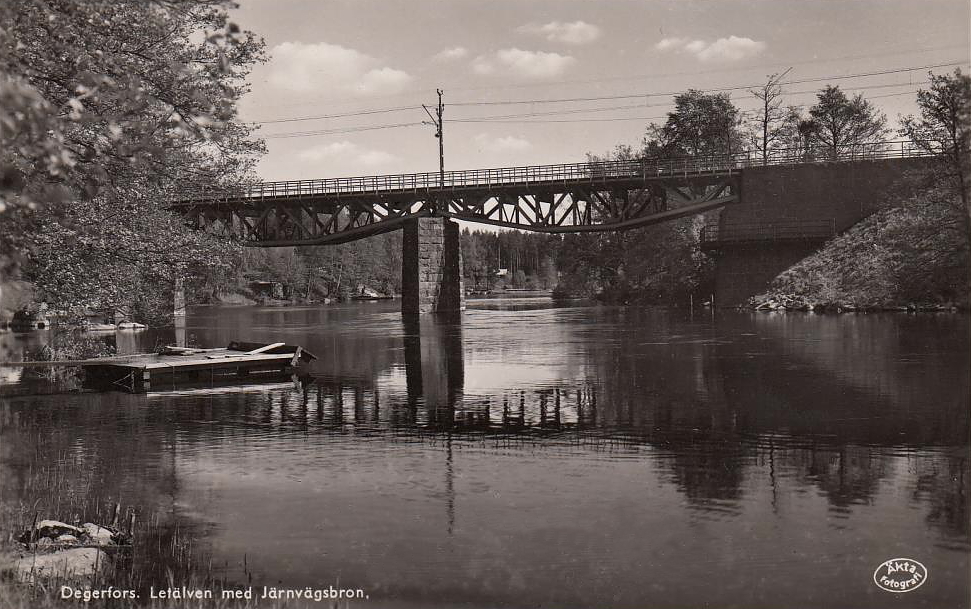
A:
[[172, 142, 932, 312]]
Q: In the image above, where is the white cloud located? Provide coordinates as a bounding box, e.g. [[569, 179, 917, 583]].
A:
[[473, 133, 532, 153], [473, 48, 575, 79], [655, 37, 690, 51], [472, 55, 497, 75], [298, 141, 356, 160], [520, 20, 601, 45], [298, 141, 397, 167], [357, 149, 398, 166], [357, 67, 411, 94], [433, 46, 469, 61], [684, 40, 708, 54], [696, 36, 766, 62], [268, 41, 412, 95], [655, 35, 766, 62]]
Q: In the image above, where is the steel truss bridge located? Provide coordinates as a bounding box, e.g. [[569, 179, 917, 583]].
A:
[[171, 141, 932, 247]]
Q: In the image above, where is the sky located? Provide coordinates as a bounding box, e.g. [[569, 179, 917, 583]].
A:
[[230, 0, 971, 182]]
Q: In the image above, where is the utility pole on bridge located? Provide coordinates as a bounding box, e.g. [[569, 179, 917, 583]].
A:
[[423, 88, 445, 214]]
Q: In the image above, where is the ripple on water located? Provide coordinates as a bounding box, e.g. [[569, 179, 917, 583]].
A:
[[0, 305, 967, 608]]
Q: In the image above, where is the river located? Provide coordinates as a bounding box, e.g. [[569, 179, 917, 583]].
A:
[[1, 299, 968, 608]]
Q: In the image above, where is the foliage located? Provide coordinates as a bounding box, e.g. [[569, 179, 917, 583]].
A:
[[461, 228, 561, 290], [23, 328, 116, 384], [751, 71, 970, 309], [645, 90, 745, 158], [553, 144, 714, 304], [554, 220, 710, 305], [0, 0, 265, 323], [745, 70, 800, 164], [900, 69, 971, 248], [803, 85, 889, 158], [302, 233, 404, 298]]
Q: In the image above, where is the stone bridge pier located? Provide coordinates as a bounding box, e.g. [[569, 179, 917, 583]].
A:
[[402, 217, 466, 314]]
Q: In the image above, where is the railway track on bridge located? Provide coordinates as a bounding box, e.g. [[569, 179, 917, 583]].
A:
[[171, 141, 934, 246]]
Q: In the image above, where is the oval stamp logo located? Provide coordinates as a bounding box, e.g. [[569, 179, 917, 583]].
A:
[[873, 558, 928, 593]]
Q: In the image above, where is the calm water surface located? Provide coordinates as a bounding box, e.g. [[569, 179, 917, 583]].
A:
[[1, 300, 969, 608]]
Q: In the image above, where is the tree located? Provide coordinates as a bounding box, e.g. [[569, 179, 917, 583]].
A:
[[794, 116, 821, 160], [539, 255, 558, 289], [807, 85, 888, 159], [746, 69, 793, 164], [557, 143, 714, 304], [756, 72, 971, 309], [0, 0, 265, 322], [645, 90, 744, 159], [461, 228, 489, 288], [900, 69, 971, 248]]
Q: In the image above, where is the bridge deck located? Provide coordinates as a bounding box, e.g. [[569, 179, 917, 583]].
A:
[[172, 141, 934, 245], [176, 140, 931, 204]]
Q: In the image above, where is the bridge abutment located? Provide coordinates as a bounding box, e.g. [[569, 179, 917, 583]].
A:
[[402, 217, 466, 315], [709, 158, 929, 306]]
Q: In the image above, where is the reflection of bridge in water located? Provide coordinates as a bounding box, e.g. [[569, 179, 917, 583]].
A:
[[3, 309, 966, 543], [270, 378, 605, 440], [163, 351, 966, 538], [187, 309, 968, 449]]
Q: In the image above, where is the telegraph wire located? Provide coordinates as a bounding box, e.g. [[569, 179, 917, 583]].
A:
[[256, 60, 967, 138], [258, 83, 926, 135], [260, 84, 924, 133], [262, 122, 424, 139], [245, 42, 967, 112], [251, 59, 967, 129], [434, 43, 970, 94], [446, 82, 926, 124], [444, 87, 926, 125], [445, 60, 968, 107], [257, 105, 422, 125]]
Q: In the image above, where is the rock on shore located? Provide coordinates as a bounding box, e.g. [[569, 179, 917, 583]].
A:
[[16, 547, 112, 582]]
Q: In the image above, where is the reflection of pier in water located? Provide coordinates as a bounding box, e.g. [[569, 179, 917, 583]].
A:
[[264, 380, 603, 437], [3, 308, 967, 549]]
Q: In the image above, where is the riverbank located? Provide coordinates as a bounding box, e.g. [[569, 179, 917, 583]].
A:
[[0, 446, 326, 609], [746, 293, 969, 313]]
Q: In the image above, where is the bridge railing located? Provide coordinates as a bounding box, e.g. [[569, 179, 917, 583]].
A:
[[182, 140, 935, 202], [744, 140, 935, 166]]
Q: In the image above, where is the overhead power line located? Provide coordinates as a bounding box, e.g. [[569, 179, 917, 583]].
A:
[[245, 42, 967, 113], [445, 87, 927, 125], [258, 86, 925, 136], [262, 122, 423, 139], [448, 82, 927, 124], [435, 43, 970, 94], [249, 58, 967, 126], [256, 59, 968, 138], [445, 60, 968, 107], [257, 105, 421, 125]]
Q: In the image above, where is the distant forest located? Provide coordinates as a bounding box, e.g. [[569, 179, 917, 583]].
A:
[[187, 228, 563, 304]]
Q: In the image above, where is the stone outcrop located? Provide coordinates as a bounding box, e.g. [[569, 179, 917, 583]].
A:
[[16, 547, 112, 582]]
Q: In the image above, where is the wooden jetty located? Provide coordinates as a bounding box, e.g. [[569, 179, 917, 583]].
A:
[[81, 341, 316, 393]]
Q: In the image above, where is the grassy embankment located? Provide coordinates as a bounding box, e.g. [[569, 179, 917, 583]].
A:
[[750, 203, 970, 312]]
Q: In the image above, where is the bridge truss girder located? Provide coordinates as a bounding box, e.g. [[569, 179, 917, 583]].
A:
[[174, 174, 738, 247]]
